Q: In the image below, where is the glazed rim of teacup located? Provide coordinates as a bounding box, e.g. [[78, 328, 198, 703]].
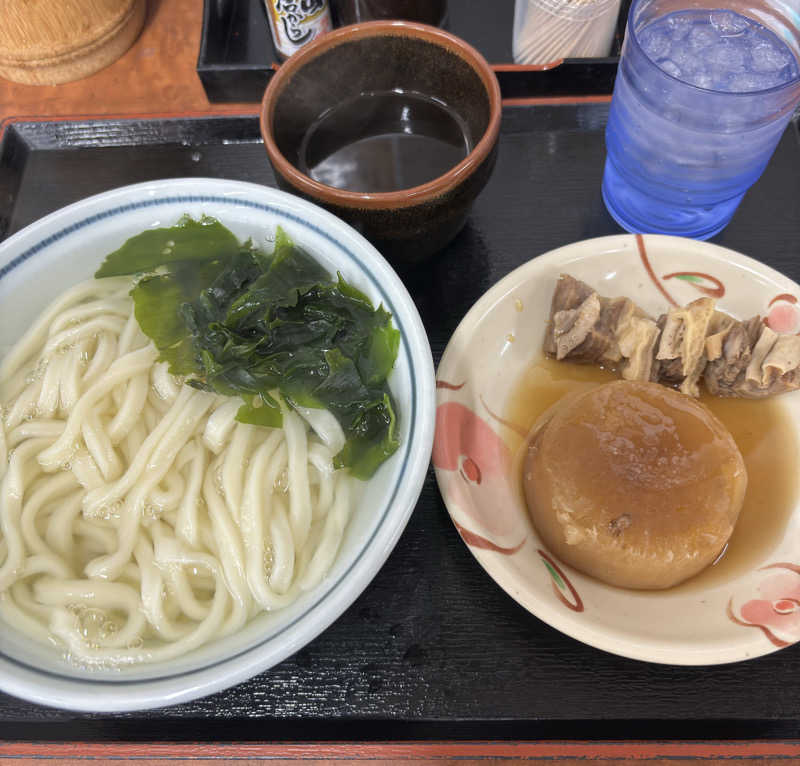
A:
[[259, 20, 502, 211]]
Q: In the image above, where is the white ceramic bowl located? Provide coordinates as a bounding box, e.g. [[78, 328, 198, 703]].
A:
[[435, 234, 800, 666], [0, 178, 435, 711]]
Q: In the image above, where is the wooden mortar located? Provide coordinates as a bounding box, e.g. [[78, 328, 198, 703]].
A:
[[0, 0, 147, 86]]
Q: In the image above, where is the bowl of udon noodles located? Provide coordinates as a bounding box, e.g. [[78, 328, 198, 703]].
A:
[[0, 178, 435, 711]]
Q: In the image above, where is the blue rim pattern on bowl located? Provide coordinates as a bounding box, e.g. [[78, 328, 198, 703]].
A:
[[0, 194, 416, 686]]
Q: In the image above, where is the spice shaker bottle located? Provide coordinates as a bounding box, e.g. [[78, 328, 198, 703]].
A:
[[265, 0, 333, 60]]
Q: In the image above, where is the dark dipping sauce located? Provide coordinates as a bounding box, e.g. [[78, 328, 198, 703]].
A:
[[298, 89, 472, 193], [507, 357, 800, 592]]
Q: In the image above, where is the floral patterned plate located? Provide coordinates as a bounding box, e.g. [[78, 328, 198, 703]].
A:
[[434, 234, 800, 665]]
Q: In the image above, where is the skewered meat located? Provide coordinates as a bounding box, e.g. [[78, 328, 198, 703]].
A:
[[544, 274, 800, 398]]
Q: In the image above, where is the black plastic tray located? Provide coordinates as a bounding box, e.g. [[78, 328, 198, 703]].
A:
[[197, 0, 628, 102], [1, 106, 800, 742]]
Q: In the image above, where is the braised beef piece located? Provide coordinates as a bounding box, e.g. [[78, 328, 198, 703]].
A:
[[653, 298, 715, 397], [704, 315, 760, 396], [545, 274, 658, 379], [544, 275, 621, 365], [543, 274, 800, 399]]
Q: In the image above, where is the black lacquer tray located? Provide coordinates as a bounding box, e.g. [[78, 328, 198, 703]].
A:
[[197, 0, 628, 102], [1, 105, 800, 742]]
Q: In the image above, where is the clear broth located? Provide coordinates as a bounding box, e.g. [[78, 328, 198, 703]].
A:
[[506, 357, 799, 592], [298, 89, 471, 193]]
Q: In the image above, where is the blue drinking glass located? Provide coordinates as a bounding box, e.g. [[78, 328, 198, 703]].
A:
[[602, 0, 800, 239]]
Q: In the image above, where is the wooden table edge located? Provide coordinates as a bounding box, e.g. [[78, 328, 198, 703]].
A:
[[3, 740, 800, 759]]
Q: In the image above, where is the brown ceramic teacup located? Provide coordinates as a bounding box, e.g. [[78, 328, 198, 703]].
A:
[[260, 20, 501, 264]]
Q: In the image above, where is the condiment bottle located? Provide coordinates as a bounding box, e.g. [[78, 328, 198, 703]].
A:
[[265, 0, 334, 60]]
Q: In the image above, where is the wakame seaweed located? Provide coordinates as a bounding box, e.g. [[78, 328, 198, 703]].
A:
[[95, 216, 400, 479]]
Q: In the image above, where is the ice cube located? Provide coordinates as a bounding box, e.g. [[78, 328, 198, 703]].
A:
[[750, 42, 793, 72], [640, 28, 671, 59], [688, 25, 718, 51], [727, 71, 782, 91], [659, 59, 682, 78], [666, 14, 692, 41], [707, 41, 746, 70], [686, 71, 714, 89], [710, 10, 750, 36], [670, 45, 703, 75]]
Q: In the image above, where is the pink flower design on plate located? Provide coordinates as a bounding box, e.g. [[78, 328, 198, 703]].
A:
[[765, 294, 800, 334], [728, 564, 800, 648], [433, 390, 526, 554]]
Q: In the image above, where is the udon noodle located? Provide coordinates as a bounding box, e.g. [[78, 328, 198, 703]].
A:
[[0, 277, 353, 666]]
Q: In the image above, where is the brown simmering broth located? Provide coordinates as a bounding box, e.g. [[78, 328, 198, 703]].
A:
[[506, 357, 799, 591], [298, 90, 471, 194]]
